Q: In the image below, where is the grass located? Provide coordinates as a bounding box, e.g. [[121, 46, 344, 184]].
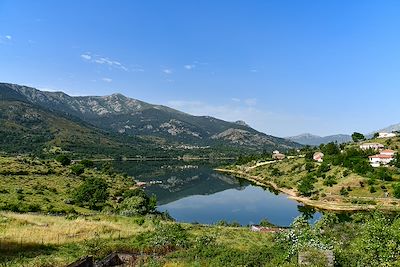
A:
[[0, 212, 276, 267], [0, 156, 136, 214]]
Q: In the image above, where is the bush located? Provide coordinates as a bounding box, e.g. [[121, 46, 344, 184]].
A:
[[323, 175, 337, 187], [317, 162, 331, 173], [70, 164, 85, 176], [73, 177, 109, 210], [149, 224, 189, 249], [393, 183, 400, 198], [297, 174, 316, 197], [340, 187, 349, 196], [80, 159, 94, 168], [55, 155, 71, 166]]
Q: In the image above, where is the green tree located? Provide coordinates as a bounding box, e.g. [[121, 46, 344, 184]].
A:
[[70, 164, 85, 176], [321, 142, 340, 155], [73, 177, 109, 210], [56, 155, 71, 166], [297, 174, 316, 197], [393, 183, 400, 198], [352, 132, 365, 142]]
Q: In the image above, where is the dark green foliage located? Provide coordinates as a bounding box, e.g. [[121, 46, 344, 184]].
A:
[[55, 155, 71, 166], [297, 174, 316, 196], [321, 142, 340, 155], [369, 186, 376, 193], [323, 175, 337, 187], [317, 162, 330, 173], [80, 159, 94, 168], [259, 218, 275, 227], [70, 164, 85, 175], [118, 189, 157, 216], [271, 167, 282, 176], [73, 177, 109, 210], [393, 183, 400, 198], [372, 167, 393, 181], [305, 151, 314, 161], [340, 187, 349, 196], [305, 162, 314, 172], [352, 132, 365, 142]]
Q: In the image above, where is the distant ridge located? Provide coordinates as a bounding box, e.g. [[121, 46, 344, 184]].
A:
[[287, 133, 352, 146]]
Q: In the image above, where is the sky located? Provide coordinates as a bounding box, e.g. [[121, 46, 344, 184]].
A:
[[1, 0, 400, 137]]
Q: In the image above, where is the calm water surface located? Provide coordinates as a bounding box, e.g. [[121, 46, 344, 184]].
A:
[[110, 160, 321, 226]]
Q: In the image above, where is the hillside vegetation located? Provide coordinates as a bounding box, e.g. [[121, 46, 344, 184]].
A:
[[1, 155, 400, 266], [0, 82, 301, 155], [222, 136, 400, 211]]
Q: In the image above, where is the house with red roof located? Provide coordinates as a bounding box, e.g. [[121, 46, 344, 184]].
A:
[[369, 152, 396, 167]]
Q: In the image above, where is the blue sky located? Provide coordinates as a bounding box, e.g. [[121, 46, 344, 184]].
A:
[[1, 0, 400, 137]]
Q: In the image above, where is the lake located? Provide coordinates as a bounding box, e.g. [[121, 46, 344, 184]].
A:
[[110, 160, 321, 226]]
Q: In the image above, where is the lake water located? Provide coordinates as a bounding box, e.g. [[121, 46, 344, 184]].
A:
[[110, 160, 321, 226]]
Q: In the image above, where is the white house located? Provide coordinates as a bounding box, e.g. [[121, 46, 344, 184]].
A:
[[272, 153, 285, 160], [313, 152, 324, 162], [360, 143, 384, 150], [369, 154, 394, 167], [378, 132, 397, 138], [380, 149, 396, 156], [272, 150, 280, 154]]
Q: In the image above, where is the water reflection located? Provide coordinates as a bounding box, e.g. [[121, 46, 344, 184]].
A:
[[109, 160, 321, 226]]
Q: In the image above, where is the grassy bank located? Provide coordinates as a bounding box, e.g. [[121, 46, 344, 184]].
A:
[[218, 138, 400, 211]]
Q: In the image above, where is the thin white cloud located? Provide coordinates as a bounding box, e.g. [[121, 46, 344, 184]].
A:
[[163, 69, 173, 74], [250, 69, 258, 73], [80, 52, 129, 71], [0, 35, 12, 44], [80, 54, 92, 60], [184, 64, 195, 70], [102, 77, 112, 83], [231, 98, 241, 102]]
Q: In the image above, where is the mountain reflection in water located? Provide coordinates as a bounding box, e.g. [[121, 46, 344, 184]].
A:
[[109, 160, 320, 226]]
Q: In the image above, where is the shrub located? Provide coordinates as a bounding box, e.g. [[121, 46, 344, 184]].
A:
[[318, 162, 331, 173], [369, 186, 377, 193], [80, 159, 94, 168], [149, 224, 189, 249], [55, 155, 71, 166], [73, 177, 109, 210], [340, 187, 349, 196], [393, 183, 400, 199], [70, 164, 85, 176], [323, 175, 337, 187], [297, 174, 316, 197]]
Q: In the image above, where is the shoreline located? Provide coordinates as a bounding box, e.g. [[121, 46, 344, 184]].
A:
[[75, 157, 236, 162], [215, 168, 400, 212]]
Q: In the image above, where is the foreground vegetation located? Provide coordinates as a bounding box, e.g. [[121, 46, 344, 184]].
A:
[[2, 210, 400, 266], [2, 154, 400, 266]]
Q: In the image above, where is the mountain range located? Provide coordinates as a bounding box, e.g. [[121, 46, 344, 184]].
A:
[[0, 82, 301, 157], [286, 133, 352, 146]]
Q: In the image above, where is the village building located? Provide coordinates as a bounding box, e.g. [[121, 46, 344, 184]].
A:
[[360, 143, 384, 150], [313, 152, 324, 162], [272, 153, 285, 160], [378, 132, 397, 138], [272, 150, 280, 154], [369, 154, 395, 167], [380, 149, 396, 156]]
